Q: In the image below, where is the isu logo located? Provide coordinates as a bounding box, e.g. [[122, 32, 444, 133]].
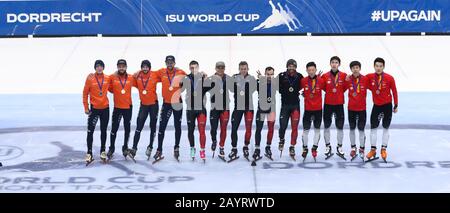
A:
[[252, 0, 303, 32]]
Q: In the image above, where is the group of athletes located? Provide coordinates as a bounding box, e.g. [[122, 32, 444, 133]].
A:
[[82, 55, 398, 165]]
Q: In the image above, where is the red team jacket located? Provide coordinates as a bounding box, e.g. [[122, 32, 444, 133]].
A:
[[321, 71, 348, 105], [366, 72, 398, 106], [300, 76, 325, 111], [345, 74, 369, 111]]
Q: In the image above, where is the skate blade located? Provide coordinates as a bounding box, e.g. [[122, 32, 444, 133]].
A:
[[85, 159, 94, 166], [253, 156, 262, 162], [127, 154, 137, 163], [146, 155, 151, 161], [290, 156, 296, 161], [364, 157, 379, 163], [212, 151, 215, 158], [337, 154, 347, 161], [264, 154, 273, 161], [227, 156, 240, 163], [382, 158, 387, 163], [313, 157, 317, 162], [244, 156, 250, 162], [218, 156, 227, 162], [106, 156, 114, 163], [350, 155, 358, 161], [325, 153, 334, 160], [152, 156, 165, 164], [100, 158, 107, 164], [202, 159, 206, 164]]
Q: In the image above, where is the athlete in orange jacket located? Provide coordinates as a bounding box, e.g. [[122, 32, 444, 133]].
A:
[[129, 60, 160, 161], [152, 55, 187, 163], [82, 60, 110, 165], [106, 59, 137, 162]]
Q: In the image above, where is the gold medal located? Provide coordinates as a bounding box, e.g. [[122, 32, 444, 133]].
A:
[[169, 86, 173, 91], [267, 97, 271, 102], [376, 90, 380, 95], [288, 87, 294, 92], [240, 91, 245, 96], [332, 88, 337, 93], [309, 94, 314, 98], [142, 90, 147, 95], [121, 89, 126, 94]]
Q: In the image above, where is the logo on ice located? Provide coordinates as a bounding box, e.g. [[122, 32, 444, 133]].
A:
[[371, 10, 441, 22]]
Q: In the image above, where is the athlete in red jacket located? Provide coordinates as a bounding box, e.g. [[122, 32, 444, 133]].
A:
[[344, 61, 369, 161], [365, 57, 398, 162], [300, 62, 325, 162], [321, 56, 347, 160]]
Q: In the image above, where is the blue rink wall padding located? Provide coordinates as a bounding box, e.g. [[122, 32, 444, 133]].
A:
[[1, 0, 449, 36]]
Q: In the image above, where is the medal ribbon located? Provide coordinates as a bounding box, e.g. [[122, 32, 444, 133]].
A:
[[352, 76, 360, 93], [308, 77, 316, 93], [330, 72, 339, 89], [119, 75, 127, 91], [287, 72, 298, 87], [95, 74, 104, 93], [375, 73, 383, 91], [140, 72, 150, 91], [166, 68, 176, 87]]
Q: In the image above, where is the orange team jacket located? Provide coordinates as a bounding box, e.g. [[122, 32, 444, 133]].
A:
[[108, 72, 137, 109], [133, 70, 159, 105], [154, 67, 187, 104], [83, 73, 110, 112]]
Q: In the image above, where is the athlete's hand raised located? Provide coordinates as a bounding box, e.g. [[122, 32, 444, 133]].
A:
[[256, 70, 262, 78]]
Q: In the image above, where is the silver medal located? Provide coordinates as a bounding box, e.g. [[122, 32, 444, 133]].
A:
[[288, 87, 294, 92], [142, 90, 147, 95], [121, 89, 126, 94]]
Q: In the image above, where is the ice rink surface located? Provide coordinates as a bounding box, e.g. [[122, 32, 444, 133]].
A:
[[0, 36, 449, 192]]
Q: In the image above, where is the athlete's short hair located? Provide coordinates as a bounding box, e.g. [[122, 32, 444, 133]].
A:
[[350, 61, 361, 69], [238, 61, 248, 67], [189, 60, 199, 66], [306, 62, 316, 68], [374, 57, 385, 66], [265, 66, 274, 72], [330, 56, 341, 64]]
